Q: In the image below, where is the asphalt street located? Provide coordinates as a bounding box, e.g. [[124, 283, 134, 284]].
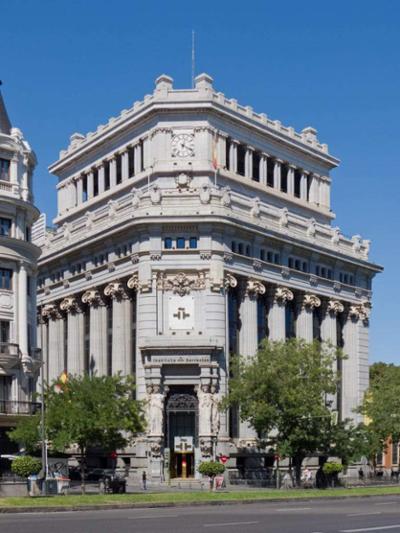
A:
[[2, 496, 400, 533]]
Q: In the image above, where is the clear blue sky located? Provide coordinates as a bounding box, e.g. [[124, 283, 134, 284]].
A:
[[2, 0, 399, 364]]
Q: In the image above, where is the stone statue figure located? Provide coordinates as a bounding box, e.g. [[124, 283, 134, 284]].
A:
[[211, 393, 220, 436], [197, 386, 213, 436], [149, 389, 164, 436]]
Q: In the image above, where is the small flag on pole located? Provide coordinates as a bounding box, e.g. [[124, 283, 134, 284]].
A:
[[212, 133, 218, 170]]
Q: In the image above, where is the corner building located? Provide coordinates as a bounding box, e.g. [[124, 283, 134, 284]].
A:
[[0, 90, 41, 469], [37, 74, 382, 481]]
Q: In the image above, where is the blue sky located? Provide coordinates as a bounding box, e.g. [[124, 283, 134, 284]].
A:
[[2, 0, 399, 363]]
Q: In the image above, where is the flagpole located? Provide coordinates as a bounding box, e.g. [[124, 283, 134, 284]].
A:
[[191, 30, 195, 88]]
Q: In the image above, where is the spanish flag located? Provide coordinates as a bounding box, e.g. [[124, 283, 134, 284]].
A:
[[212, 133, 218, 170]]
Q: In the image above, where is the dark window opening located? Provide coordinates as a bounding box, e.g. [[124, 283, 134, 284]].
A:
[[285, 301, 296, 339], [104, 161, 110, 190], [116, 154, 122, 184], [307, 174, 312, 201], [274, 253, 280, 264], [225, 139, 231, 171], [0, 269, 12, 290], [253, 152, 260, 182], [237, 145, 246, 176], [281, 164, 288, 193], [82, 175, 88, 202], [231, 241, 237, 253], [238, 243, 243, 255], [260, 249, 265, 261], [93, 168, 99, 196], [313, 308, 322, 341], [189, 237, 197, 249], [0, 218, 11, 236], [140, 140, 144, 172], [294, 169, 302, 198], [257, 296, 268, 343], [245, 244, 251, 257], [267, 157, 274, 187], [0, 159, 10, 181], [128, 146, 135, 177], [164, 237, 172, 249], [0, 321, 10, 343]]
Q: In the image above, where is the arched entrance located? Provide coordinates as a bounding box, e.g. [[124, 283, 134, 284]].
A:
[[165, 387, 198, 478]]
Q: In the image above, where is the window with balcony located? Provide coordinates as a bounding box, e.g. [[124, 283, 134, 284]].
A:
[[0, 268, 12, 290], [0, 321, 10, 343], [0, 218, 11, 236], [0, 158, 10, 181]]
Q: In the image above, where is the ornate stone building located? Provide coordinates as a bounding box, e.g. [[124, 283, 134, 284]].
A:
[[36, 74, 382, 480], [0, 89, 41, 468]]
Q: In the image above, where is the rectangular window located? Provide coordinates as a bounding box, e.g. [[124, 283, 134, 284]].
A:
[[116, 154, 122, 184], [0, 218, 11, 236], [0, 159, 10, 181], [252, 152, 260, 182], [82, 175, 88, 202], [274, 253, 280, 264], [189, 237, 197, 249], [128, 146, 135, 177], [302, 262, 308, 273], [176, 237, 185, 249], [164, 237, 172, 249], [237, 145, 246, 176], [260, 249, 265, 261], [288, 257, 293, 269], [93, 168, 99, 196], [0, 268, 12, 290], [316, 266, 320, 276], [231, 241, 237, 253], [266, 157, 274, 187], [238, 243, 243, 255], [104, 160, 110, 190], [267, 251, 273, 263], [294, 169, 301, 198], [25, 226, 31, 242], [281, 164, 288, 193], [0, 321, 10, 343], [295, 259, 301, 271], [225, 139, 231, 171]]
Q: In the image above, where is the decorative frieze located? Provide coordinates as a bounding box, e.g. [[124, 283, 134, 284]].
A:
[[158, 272, 206, 296]]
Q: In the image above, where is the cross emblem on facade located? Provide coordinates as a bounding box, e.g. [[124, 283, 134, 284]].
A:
[[173, 307, 190, 320]]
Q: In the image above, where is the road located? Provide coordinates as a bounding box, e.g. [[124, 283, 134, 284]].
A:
[[1, 496, 400, 533]]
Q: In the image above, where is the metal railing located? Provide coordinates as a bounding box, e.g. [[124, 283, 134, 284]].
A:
[[0, 400, 41, 415]]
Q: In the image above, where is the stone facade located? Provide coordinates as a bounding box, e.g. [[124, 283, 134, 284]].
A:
[[36, 74, 382, 480], [0, 89, 41, 455]]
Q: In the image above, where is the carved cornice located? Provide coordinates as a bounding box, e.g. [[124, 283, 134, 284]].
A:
[[274, 286, 294, 305], [158, 272, 206, 296], [59, 296, 83, 314], [104, 281, 129, 300], [81, 289, 106, 307]]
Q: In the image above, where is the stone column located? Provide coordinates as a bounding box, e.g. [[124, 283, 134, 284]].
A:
[[229, 140, 238, 173], [121, 150, 129, 181], [98, 164, 105, 194], [42, 304, 64, 383], [259, 153, 268, 185], [288, 164, 296, 196], [238, 279, 266, 442], [82, 290, 108, 376], [268, 286, 294, 340], [21, 156, 29, 201], [321, 299, 344, 411], [87, 171, 94, 200], [245, 147, 253, 179], [104, 282, 132, 375], [109, 157, 117, 188], [296, 293, 321, 342], [134, 143, 142, 175], [300, 170, 308, 200], [273, 159, 282, 190], [309, 173, 320, 205], [17, 262, 29, 359], [60, 297, 85, 375], [76, 177, 83, 205]]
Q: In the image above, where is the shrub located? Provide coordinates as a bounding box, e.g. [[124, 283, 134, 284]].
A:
[[322, 461, 343, 475], [11, 456, 42, 478], [198, 461, 225, 477]]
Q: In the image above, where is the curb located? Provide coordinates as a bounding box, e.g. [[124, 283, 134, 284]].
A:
[[1, 492, 400, 514]]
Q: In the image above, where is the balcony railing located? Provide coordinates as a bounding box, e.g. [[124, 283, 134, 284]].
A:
[[0, 400, 41, 415], [0, 343, 20, 356]]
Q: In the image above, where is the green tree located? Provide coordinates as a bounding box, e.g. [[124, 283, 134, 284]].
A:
[[223, 339, 355, 485], [11, 456, 42, 478], [359, 361, 400, 464], [8, 414, 41, 455], [10, 373, 145, 492]]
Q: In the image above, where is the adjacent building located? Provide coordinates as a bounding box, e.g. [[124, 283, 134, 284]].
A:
[[0, 89, 41, 470], [36, 74, 382, 481]]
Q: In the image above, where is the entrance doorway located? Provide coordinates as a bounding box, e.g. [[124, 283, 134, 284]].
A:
[[165, 387, 198, 479]]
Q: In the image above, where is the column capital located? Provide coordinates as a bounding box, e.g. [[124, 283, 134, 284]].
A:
[[274, 158, 284, 165], [41, 303, 63, 320], [60, 296, 84, 314], [82, 289, 106, 307], [245, 278, 266, 297], [301, 293, 321, 310], [324, 299, 345, 316], [104, 281, 129, 300], [273, 286, 294, 305]]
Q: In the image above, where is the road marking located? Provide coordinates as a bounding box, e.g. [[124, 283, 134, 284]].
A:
[[128, 514, 180, 520], [275, 507, 312, 512], [204, 521, 259, 528], [340, 525, 400, 532], [348, 512, 382, 517], [375, 502, 399, 506]]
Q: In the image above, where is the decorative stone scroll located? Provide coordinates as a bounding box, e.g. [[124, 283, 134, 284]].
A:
[[274, 286, 294, 305], [349, 301, 372, 323], [327, 299, 344, 315], [158, 272, 206, 296], [59, 296, 83, 314], [246, 279, 266, 296], [41, 303, 62, 320], [302, 293, 321, 310], [81, 289, 106, 307], [127, 274, 140, 291], [104, 281, 129, 300], [224, 273, 237, 290]]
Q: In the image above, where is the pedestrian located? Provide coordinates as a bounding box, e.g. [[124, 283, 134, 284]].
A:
[[358, 467, 364, 484], [142, 470, 147, 490]]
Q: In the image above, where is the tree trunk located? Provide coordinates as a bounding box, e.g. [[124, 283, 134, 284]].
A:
[[293, 455, 304, 487], [80, 447, 86, 495]]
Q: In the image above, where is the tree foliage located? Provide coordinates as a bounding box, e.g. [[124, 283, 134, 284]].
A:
[[359, 361, 400, 460], [8, 414, 41, 454], [223, 339, 362, 483], [11, 456, 42, 478], [198, 461, 225, 477]]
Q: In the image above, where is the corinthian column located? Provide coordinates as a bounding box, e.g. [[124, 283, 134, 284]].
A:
[[82, 289, 108, 376], [321, 299, 344, 411], [238, 279, 266, 441], [60, 296, 85, 375], [42, 304, 64, 383], [268, 286, 294, 340], [296, 293, 321, 342], [104, 282, 132, 375]]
